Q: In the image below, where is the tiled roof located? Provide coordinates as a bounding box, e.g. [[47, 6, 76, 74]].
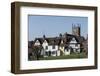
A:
[[32, 33, 85, 46], [35, 37, 60, 45], [67, 34, 85, 43]]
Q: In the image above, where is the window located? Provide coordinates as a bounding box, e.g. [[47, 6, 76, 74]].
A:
[[45, 51, 51, 56], [52, 51, 56, 54], [52, 45, 55, 49], [48, 51, 51, 56], [45, 46, 48, 50], [45, 51, 49, 56], [75, 44, 78, 47]]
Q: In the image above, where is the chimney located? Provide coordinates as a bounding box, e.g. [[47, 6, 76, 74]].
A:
[[59, 33, 62, 38], [43, 35, 46, 39]]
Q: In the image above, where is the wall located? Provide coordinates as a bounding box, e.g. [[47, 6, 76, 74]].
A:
[[0, 0, 100, 76]]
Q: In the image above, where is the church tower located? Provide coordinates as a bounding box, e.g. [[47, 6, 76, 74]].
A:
[[72, 24, 81, 36]]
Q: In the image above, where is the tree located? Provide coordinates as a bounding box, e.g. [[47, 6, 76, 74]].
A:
[[32, 46, 43, 60]]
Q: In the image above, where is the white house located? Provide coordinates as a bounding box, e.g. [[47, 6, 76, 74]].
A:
[[42, 39, 59, 57], [58, 39, 71, 55], [69, 37, 80, 53], [34, 38, 59, 57]]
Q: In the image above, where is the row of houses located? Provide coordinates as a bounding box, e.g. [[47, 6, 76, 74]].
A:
[[28, 25, 88, 59], [28, 34, 87, 57]]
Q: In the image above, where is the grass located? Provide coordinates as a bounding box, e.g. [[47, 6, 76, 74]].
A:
[[39, 52, 87, 60]]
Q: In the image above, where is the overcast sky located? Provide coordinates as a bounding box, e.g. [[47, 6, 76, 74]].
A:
[[28, 15, 88, 41]]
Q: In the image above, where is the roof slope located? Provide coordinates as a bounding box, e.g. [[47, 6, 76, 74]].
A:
[[32, 33, 85, 46]]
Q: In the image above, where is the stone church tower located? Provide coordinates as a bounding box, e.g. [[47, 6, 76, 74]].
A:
[[72, 24, 81, 36]]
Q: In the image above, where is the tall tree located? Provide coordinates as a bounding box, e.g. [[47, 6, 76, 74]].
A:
[[32, 46, 43, 60]]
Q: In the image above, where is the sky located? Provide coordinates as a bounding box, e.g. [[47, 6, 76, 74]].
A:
[[28, 15, 88, 41]]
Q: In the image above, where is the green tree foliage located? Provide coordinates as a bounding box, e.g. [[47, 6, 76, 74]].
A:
[[32, 46, 43, 60]]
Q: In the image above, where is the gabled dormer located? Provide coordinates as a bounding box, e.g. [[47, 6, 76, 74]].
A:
[[69, 37, 77, 44], [34, 40, 41, 46], [42, 39, 48, 46]]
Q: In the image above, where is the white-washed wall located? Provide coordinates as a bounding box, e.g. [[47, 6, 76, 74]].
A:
[[69, 38, 80, 49], [64, 49, 70, 55], [34, 40, 40, 45], [46, 45, 58, 52], [42, 40, 48, 49]]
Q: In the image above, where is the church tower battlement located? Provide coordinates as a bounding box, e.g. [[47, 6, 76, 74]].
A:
[[72, 24, 81, 36]]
